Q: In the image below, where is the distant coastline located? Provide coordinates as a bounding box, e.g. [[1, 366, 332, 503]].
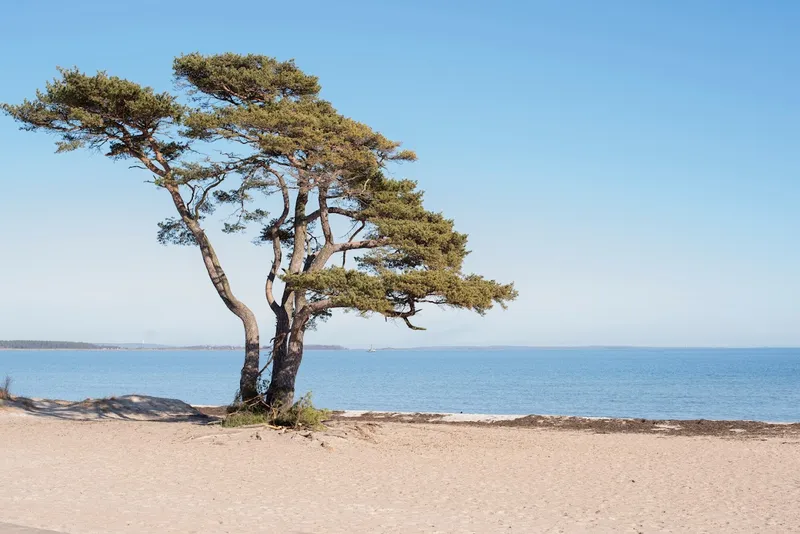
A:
[[0, 340, 347, 351], [2, 340, 797, 352]]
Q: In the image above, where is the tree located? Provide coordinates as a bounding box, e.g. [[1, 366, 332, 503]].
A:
[[172, 53, 518, 409], [1, 68, 265, 401], [3, 55, 517, 411]]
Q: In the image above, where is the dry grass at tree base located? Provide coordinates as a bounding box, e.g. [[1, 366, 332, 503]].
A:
[[222, 392, 330, 430]]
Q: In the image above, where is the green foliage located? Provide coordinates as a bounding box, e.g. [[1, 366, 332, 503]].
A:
[[271, 393, 330, 430], [223, 393, 329, 430], [174, 52, 415, 173], [168, 52, 516, 332], [183, 96, 413, 172], [284, 267, 516, 325], [1, 68, 184, 161], [156, 218, 197, 246], [1, 65, 251, 247], [356, 178, 470, 271], [281, 173, 517, 328], [174, 53, 321, 105], [221, 411, 268, 428]]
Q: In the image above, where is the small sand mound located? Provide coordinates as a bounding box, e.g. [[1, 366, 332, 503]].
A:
[[6, 395, 208, 422]]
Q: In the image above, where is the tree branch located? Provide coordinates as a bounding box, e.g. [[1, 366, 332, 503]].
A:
[[141, 137, 249, 319], [142, 136, 171, 177], [383, 301, 426, 330], [318, 184, 334, 247], [334, 237, 389, 253], [280, 182, 310, 318], [342, 220, 366, 268], [306, 233, 388, 273], [193, 174, 225, 219], [400, 316, 426, 331], [305, 299, 333, 314], [305, 206, 359, 223], [186, 183, 198, 212], [266, 170, 290, 313]]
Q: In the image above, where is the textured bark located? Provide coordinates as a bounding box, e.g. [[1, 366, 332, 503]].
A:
[[265, 184, 310, 409], [265, 310, 290, 406], [239, 313, 261, 403], [265, 312, 306, 410]]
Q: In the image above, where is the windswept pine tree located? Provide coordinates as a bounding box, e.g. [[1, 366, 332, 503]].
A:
[[173, 53, 517, 409], [3, 53, 517, 410]]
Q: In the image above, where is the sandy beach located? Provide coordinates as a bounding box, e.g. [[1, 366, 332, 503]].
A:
[[2, 400, 799, 533]]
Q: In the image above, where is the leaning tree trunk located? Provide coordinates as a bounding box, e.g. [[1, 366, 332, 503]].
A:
[[238, 311, 261, 403], [265, 313, 307, 410], [163, 184, 261, 404]]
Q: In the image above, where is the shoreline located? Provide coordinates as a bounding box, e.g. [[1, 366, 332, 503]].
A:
[[195, 406, 800, 438], [6, 397, 798, 431]]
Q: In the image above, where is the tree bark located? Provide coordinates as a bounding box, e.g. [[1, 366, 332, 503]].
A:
[[265, 310, 307, 410], [265, 183, 310, 409], [239, 311, 261, 403]]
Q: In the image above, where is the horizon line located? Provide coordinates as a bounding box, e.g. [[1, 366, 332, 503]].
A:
[[2, 340, 800, 351]]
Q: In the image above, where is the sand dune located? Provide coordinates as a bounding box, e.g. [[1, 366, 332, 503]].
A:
[[2, 402, 799, 533]]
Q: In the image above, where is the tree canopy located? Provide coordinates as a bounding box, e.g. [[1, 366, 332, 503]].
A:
[[171, 53, 516, 334], [3, 53, 517, 408]]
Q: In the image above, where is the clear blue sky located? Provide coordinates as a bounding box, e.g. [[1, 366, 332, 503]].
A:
[[1, 0, 798, 347]]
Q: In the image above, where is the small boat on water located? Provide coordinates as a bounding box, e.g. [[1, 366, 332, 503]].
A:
[[367, 345, 377, 353]]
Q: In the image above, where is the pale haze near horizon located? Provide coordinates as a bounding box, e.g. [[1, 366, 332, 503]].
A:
[[0, 1, 798, 348]]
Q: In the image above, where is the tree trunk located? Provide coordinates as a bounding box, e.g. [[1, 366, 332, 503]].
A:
[[265, 185, 309, 410], [238, 312, 261, 403], [265, 313, 306, 410], [162, 183, 261, 404]]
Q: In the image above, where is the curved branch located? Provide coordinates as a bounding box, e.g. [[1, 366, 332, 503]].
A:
[[193, 174, 225, 219], [306, 234, 388, 273], [186, 183, 198, 212], [342, 220, 366, 268], [266, 170, 291, 313], [305, 298, 333, 314], [305, 206, 359, 223], [400, 316, 426, 331], [334, 237, 389, 253], [383, 301, 426, 331], [318, 184, 334, 246], [139, 136, 171, 177]]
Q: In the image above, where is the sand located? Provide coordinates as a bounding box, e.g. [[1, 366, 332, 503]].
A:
[[2, 401, 800, 533]]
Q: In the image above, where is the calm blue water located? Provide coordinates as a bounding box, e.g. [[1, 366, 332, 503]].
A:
[[1, 348, 798, 421]]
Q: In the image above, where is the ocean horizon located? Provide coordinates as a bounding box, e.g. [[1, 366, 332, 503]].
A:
[[2, 347, 799, 422]]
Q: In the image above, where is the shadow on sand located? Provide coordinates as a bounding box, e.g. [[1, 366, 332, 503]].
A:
[[4, 395, 211, 424]]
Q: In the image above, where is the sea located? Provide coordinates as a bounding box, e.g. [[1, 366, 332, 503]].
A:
[[1, 347, 799, 422]]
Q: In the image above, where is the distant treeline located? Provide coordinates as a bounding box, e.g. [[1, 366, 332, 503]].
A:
[[0, 340, 109, 350], [181, 345, 348, 351], [0, 340, 348, 351]]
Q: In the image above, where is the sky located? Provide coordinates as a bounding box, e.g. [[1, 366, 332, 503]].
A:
[[0, 0, 798, 347]]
